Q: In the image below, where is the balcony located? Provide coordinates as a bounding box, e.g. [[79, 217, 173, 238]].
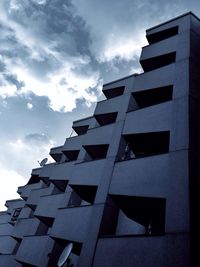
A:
[[82, 123, 115, 146], [94, 112, 118, 126], [128, 85, 173, 111], [147, 25, 179, 44], [110, 150, 189, 232], [124, 101, 172, 134], [141, 35, 177, 62], [15, 235, 54, 266], [0, 236, 17, 254], [34, 193, 65, 225], [11, 218, 41, 239], [102, 85, 125, 99], [83, 144, 109, 161], [39, 163, 55, 178], [26, 184, 55, 210], [69, 185, 97, 204], [68, 158, 106, 185], [133, 64, 175, 91], [140, 51, 176, 72], [19, 181, 46, 201], [63, 135, 85, 155], [0, 255, 20, 267], [50, 146, 64, 163], [50, 205, 92, 243], [17, 207, 33, 220], [62, 149, 80, 161], [93, 234, 189, 267], [31, 167, 42, 176], [72, 116, 96, 135], [94, 94, 130, 122], [0, 223, 13, 236], [0, 212, 10, 224], [119, 131, 170, 161], [5, 199, 25, 215]]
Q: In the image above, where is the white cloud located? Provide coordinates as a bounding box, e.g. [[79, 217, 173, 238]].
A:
[[98, 34, 146, 63], [27, 102, 33, 109], [0, 167, 26, 210], [0, 1, 102, 112]]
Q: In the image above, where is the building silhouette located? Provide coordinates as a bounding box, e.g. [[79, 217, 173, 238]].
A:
[[0, 12, 199, 267]]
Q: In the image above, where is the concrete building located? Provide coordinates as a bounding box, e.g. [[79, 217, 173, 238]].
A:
[[0, 11, 199, 267]]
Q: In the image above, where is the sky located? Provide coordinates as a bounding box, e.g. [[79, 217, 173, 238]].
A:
[[0, 0, 199, 210]]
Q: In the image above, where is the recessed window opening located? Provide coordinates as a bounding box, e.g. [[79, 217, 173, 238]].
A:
[[62, 149, 80, 162], [50, 152, 63, 163], [140, 52, 176, 72], [67, 191, 82, 208], [128, 85, 173, 111], [147, 26, 179, 44], [103, 86, 125, 99], [94, 112, 118, 126], [118, 131, 170, 160], [10, 208, 22, 224], [69, 185, 97, 204], [83, 144, 109, 161], [27, 175, 40, 185], [111, 195, 166, 235], [72, 125, 89, 135]]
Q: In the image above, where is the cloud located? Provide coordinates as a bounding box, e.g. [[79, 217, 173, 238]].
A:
[[72, 0, 183, 63], [24, 133, 54, 146], [0, 0, 101, 112], [0, 0, 186, 113], [0, 167, 26, 210]]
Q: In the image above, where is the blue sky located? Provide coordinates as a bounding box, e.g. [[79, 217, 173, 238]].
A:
[[0, 0, 198, 209]]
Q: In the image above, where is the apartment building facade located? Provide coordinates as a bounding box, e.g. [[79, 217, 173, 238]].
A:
[[0, 12, 199, 267]]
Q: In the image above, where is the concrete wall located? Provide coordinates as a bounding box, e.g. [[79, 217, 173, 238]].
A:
[[93, 234, 189, 267], [16, 235, 54, 267]]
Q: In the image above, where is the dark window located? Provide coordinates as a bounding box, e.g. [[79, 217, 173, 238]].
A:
[[83, 144, 109, 161], [94, 112, 118, 126], [27, 175, 40, 185], [111, 195, 166, 235], [103, 86, 125, 99], [128, 85, 173, 111], [62, 149, 80, 162], [50, 151, 63, 163], [67, 191, 82, 208], [118, 131, 170, 160], [147, 26, 178, 44], [140, 52, 176, 72], [11, 208, 22, 223], [72, 125, 89, 135], [69, 185, 97, 204]]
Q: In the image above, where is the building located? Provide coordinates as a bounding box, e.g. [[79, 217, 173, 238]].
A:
[[0, 11, 199, 267]]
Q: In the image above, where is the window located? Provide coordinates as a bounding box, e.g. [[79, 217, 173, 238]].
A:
[[69, 185, 97, 204], [94, 112, 118, 126], [111, 195, 166, 235], [140, 52, 176, 72], [67, 191, 82, 208], [83, 144, 109, 161], [62, 149, 80, 162], [128, 85, 173, 111], [103, 86, 125, 99], [147, 26, 178, 44], [118, 131, 170, 160], [11, 208, 22, 223], [72, 125, 89, 135]]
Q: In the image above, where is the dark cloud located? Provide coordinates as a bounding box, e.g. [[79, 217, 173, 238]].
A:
[[3, 74, 25, 90], [24, 133, 51, 145]]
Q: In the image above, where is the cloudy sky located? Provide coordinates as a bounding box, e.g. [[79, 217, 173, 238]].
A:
[[0, 0, 198, 210]]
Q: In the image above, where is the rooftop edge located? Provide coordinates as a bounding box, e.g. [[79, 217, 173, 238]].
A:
[[146, 11, 200, 32]]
